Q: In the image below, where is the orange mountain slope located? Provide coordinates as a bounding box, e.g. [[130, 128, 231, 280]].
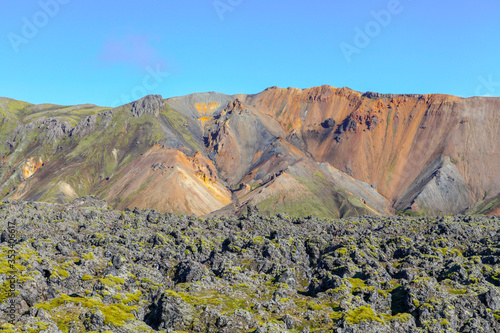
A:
[[240, 86, 500, 215]]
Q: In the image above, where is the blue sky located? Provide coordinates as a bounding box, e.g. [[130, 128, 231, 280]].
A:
[[1, 0, 499, 106]]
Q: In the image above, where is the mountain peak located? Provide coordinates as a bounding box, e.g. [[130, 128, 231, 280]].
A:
[[1, 87, 499, 217], [130, 94, 165, 117]]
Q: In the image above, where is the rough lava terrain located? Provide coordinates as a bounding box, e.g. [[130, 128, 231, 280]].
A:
[[0, 197, 499, 332]]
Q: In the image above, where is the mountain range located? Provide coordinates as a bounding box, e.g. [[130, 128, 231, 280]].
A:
[[0, 86, 498, 217]]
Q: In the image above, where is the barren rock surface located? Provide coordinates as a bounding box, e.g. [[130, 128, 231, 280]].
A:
[[0, 197, 499, 332]]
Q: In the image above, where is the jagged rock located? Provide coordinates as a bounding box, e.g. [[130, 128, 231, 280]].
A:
[[484, 288, 500, 311], [79, 308, 105, 331], [154, 294, 194, 331], [321, 118, 336, 128], [362, 91, 421, 99], [40, 118, 73, 141], [0, 200, 499, 332], [55, 242, 71, 256], [111, 254, 125, 269], [226, 99, 245, 113], [174, 260, 210, 283], [130, 94, 165, 117], [283, 313, 295, 329], [71, 114, 97, 137], [246, 204, 259, 218]]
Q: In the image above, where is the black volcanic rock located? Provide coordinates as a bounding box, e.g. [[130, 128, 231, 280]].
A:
[[0, 199, 499, 332], [321, 118, 336, 128]]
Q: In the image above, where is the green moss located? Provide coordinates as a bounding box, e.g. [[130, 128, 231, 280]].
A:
[[0, 260, 27, 274], [446, 287, 467, 295], [122, 290, 142, 304], [108, 275, 125, 284], [100, 278, 115, 286], [25, 321, 50, 333], [164, 288, 254, 314], [330, 309, 343, 321], [164, 289, 222, 307], [380, 312, 412, 323], [345, 306, 384, 324], [421, 303, 435, 311], [233, 283, 249, 290], [347, 278, 375, 294], [345, 306, 412, 325], [251, 236, 265, 245], [0, 280, 18, 303], [438, 247, 463, 257], [0, 99, 33, 119], [0, 323, 15, 333], [82, 275, 93, 281], [57, 269, 70, 278], [35, 294, 137, 328], [101, 274, 125, 287], [23, 103, 110, 126], [294, 299, 325, 311], [335, 247, 349, 257]]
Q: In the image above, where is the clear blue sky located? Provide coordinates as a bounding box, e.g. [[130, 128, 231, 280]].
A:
[[1, 0, 499, 106]]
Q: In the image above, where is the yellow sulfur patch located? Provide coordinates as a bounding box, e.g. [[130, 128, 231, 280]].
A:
[[195, 102, 219, 114]]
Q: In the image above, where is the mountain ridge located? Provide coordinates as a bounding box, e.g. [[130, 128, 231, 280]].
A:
[[0, 85, 498, 217]]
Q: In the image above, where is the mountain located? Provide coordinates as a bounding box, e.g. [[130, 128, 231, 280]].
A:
[[0, 86, 498, 217]]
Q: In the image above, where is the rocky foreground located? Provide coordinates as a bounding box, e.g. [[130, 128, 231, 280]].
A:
[[0, 197, 499, 333]]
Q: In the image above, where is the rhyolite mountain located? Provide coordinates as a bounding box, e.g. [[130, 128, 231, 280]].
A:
[[0, 86, 498, 217]]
